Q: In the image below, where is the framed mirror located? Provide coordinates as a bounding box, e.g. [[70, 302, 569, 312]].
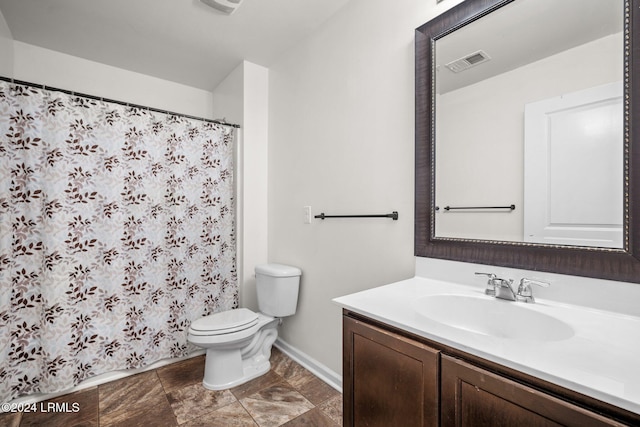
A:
[[415, 0, 640, 283]]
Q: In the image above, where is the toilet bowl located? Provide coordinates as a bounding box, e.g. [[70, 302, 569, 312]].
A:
[[187, 264, 301, 390]]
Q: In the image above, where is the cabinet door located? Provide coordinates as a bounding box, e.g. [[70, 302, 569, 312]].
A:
[[343, 315, 440, 427], [441, 355, 627, 427]]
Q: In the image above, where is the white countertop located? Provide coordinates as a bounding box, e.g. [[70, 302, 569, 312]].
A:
[[334, 276, 640, 415]]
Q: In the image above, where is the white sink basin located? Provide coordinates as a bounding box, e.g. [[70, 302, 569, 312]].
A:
[[415, 294, 574, 341]]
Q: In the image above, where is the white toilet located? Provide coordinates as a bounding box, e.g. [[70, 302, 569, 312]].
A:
[[187, 263, 301, 390]]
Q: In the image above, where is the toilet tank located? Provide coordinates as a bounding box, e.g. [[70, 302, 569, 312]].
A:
[[255, 263, 301, 317]]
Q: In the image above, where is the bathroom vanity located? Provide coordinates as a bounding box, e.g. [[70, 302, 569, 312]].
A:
[[335, 276, 640, 427], [388, 0, 640, 422]]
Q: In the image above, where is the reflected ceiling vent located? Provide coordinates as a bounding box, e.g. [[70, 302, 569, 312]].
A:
[[200, 0, 244, 15], [445, 50, 491, 73]]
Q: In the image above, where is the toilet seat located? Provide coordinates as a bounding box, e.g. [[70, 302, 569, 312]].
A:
[[189, 308, 259, 336]]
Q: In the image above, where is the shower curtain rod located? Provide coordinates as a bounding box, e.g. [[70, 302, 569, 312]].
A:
[[0, 76, 241, 129]]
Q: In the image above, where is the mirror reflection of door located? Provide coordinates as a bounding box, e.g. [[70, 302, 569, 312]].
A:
[[523, 82, 623, 248], [433, 0, 623, 245]]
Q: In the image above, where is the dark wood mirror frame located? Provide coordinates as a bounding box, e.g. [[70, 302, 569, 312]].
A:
[[415, 0, 640, 283]]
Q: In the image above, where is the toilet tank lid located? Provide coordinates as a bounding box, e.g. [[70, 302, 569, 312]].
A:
[[255, 263, 302, 277]]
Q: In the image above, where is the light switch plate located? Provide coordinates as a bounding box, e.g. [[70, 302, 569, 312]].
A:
[[304, 206, 312, 224]]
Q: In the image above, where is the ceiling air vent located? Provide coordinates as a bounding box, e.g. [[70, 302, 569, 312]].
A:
[[445, 50, 491, 73]]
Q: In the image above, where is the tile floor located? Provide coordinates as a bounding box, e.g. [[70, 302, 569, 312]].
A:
[[0, 347, 343, 427]]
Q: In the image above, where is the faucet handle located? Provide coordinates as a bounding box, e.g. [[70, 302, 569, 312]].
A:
[[475, 272, 496, 279], [475, 272, 497, 296], [516, 278, 550, 303]]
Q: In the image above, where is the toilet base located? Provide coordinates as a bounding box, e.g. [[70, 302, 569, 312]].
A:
[[202, 356, 271, 390], [200, 316, 280, 390]]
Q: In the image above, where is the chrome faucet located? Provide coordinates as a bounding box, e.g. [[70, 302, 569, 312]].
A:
[[515, 278, 550, 303], [494, 277, 517, 301], [475, 272, 516, 301], [476, 273, 550, 303]]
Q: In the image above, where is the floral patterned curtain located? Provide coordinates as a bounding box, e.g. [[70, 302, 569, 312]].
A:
[[0, 80, 237, 402]]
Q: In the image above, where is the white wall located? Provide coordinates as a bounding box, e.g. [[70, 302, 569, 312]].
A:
[[240, 62, 269, 310], [0, 9, 13, 77], [268, 0, 464, 375], [213, 61, 270, 311], [212, 63, 244, 126], [12, 41, 213, 118]]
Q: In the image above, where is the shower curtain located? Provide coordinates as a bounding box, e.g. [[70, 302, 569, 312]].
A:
[[0, 80, 238, 402]]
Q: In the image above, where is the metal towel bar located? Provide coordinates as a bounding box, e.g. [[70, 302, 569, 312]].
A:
[[314, 211, 399, 220], [437, 205, 515, 211]]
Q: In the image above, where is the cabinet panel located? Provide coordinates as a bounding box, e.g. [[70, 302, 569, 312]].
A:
[[343, 316, 440, 427], [441, 355, 627, 427]]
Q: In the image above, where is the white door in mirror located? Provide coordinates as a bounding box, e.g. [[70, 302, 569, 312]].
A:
[[524, 81, 623, 248]]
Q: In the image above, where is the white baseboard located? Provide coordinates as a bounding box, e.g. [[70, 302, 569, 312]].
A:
[[274, 338, 343, 393]]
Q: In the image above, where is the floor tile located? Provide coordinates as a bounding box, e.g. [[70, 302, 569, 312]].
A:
[[98, 371, 176, 427], [281, 408, 340, 427], [19, 387, 99, 427], [318, 394, 343, 426], [0, 410, 22, 427], [5, 348, 342, 427], [240, 383, 314, 427], [167, 383, 236, 424], [270, 353, 308, 387], [180, 401, 258, 427], [282, 365, 317, 390], [156, 355, 206, 394], [230, 370, 283, 401], [269, 347, 287, 367], [294, 375, 340, 406]]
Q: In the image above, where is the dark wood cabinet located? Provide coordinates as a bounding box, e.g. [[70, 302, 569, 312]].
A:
[[441, 355, 624, 427], [343, 315, 440, 427], [343, 311, 638, 427]]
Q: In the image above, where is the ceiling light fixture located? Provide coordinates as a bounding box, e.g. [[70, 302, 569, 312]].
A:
[[200, 0, 245, 15]]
